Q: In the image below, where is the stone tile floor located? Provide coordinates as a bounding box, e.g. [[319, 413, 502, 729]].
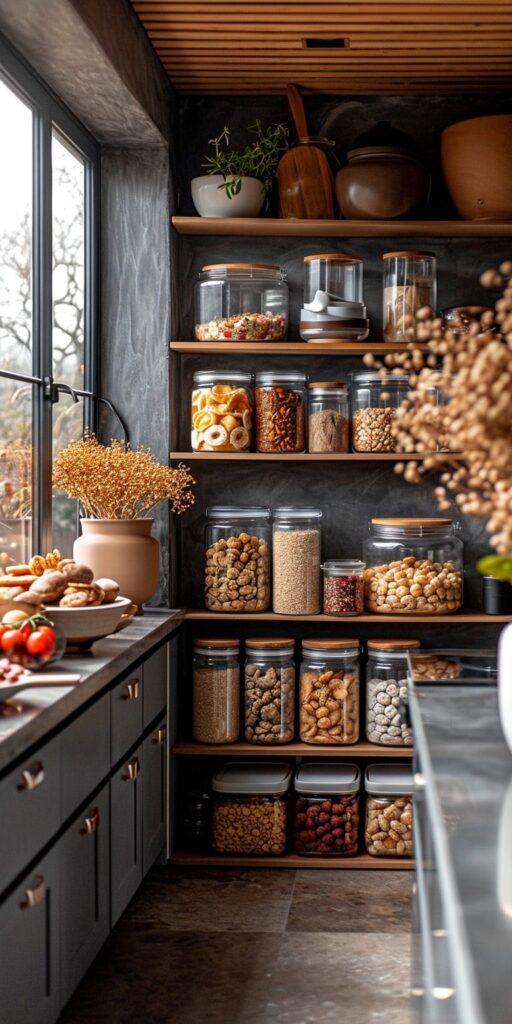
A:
[[61, 867, 414, 1024]]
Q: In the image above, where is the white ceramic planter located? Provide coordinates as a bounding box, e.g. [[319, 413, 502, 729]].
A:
[[191, 174, 265, 218]]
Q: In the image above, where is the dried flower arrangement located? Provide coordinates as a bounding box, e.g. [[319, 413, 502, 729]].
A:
[[53, 436, 195, 520], [0, 442, 32, 519]]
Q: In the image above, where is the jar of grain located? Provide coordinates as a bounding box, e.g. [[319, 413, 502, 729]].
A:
[[244, 637, 295, 744], [308, 382, 349, 453], [191, 372, 253, 452], [212, 762, 291, 855], [299, 639, 360, 744], [193, 638, 240, 744], [351, 371, 411, 452], [293, 762, 360, 856], [321, 559, 365, 616], [363, 517, 464, 615], [205, 506, 271, 612], [272, 507, 322, 615], [366, 639, 420, 746], [255, 372, 307, 453], [364, 763, 413, 858], [382, 251, 436, 344]]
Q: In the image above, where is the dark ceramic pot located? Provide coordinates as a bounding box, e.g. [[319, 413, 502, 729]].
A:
[[336, 121, 430, 221]]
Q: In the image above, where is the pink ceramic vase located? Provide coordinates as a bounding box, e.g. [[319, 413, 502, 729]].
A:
[[74, 519, 159, 610]]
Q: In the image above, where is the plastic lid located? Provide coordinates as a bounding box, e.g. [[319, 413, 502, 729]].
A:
[[368, 639, 421, 651], [365, 763, 414, 795], [255, 372, 307, 386], [302, 638, 359, 650], [308, 381, 346, 389], [321, 559, 366, 575], [195, 638, 240, 649], [295, 762, 361, 795], [273, 506, 322, 520], [383, 251, 436, 259], [207, 506, 270, 520], [212, 762, 292, 795], [246, 637, 295, 650], [193, 371, 252, 386], [304, 253, 362, 263]]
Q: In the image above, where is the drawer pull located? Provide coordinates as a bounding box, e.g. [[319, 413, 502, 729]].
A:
[[152, 726, 167, 746], [17, 762, 45, 792], [20, 876, 46, 910], [80, 808, 100, 835], [123, 757, 140, 781], [122, 680, 140, 701]]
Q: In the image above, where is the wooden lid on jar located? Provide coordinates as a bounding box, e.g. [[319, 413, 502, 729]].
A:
[[371, 518, 451, 527], [304, 253, 362, 262], [382, 251, 435, 259], [246, 638, 294, 649], [202, 262, 280, 271], [302, 638, 359, 650], [308, 381, 346, 389], [195, 638, 240, 648], [367, 639, 421, 651]]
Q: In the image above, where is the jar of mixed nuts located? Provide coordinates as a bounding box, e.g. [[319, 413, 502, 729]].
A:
[[351, 371, 411, 453], [255, 372, 307, 453], [244, 637, 295, 744], [294, 762, 360, 856], [364, 763, 413, 858], [308, 382, 349, 453], [366, 639, 420, 746], [192, 638, 240, 744], [204, 506, 271, 612], [363, 517, 464, 615], [382, 251, 436, 344], [300, 639, 360, 744], [272, 507, 322, 615], [191, 372, 253, 452], [321, 559, 365, 616], [212, 762, 291, 855], [195, 263, 288, 341]]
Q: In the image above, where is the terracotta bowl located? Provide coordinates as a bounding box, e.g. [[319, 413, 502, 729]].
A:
[[46, 596, 133, 650], [441, 114, 512, 220]]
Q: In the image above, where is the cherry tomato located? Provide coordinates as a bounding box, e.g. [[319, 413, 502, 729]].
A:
[[26, 628, 56, 658], [17, 624, 33, 645], [0, 629, 24, 653]]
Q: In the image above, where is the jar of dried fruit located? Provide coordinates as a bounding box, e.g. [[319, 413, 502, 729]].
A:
[[195, 263, 288, 341], [244, 637, 295, 744], [272, 507, 322, 615], [366, 638, 420, 746], [212, 762, 291, 855], [255, 372, 307, 453], [193, 638, 240, 744], [191, 372, 253, 452], [351, 371, 411, 453], [321, 559, 365, 616], [204, 506, 271, 612], [308, 382, 349, 453], [293, 762, 360, 856], [299, 638, 360, 744], [382, 250, 436, 343], [364, 763, 413, 858]]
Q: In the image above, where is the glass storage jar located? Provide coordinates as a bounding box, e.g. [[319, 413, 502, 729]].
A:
[[383, 251, 436, 343], [308, 382, 349, 453], [244, 637, 295, 744], [294, 762, 360, 856], [204, 506, 271, 612], [300, 254, 369, 342], [366, 639, 420, 746], [351, 371, 411, 452], [191, 371, 253, 452], [272, 507, 322, 615], [255, 373, 307, 453], [300, 639, 360, 744], [212, 762, 291, 855], [321, 559, 365, 616], [195, 263, 288, 341], [363, 517, 464, 615], [364, 763, 413, 858], [192, 638, 240, 744], [304, 253, 363, 304]]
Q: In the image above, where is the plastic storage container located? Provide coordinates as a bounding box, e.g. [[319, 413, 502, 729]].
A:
[[321, 559, 366, 616], [272, 507, 322, 615], [363, 517, 464, 615], [294, 763, 360, 856], [300, 253, 369, 341], [244, 637, 295, 744], [383, 251, 436, 344], [255, 373, 307, 453], [204, 506, 271, 612], [308, 382, 349, 453], [300, 638, 360, 744], [192, 638, 240, 744], [195, 263, 288, 341], [364, 763, 413, 858], [191, 371, 253, 452], [366, 639, 420, 746], [351, 371, 411, 452], [212, 762, 291, 855]]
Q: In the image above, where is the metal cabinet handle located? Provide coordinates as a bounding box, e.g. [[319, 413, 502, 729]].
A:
[[151, 726, 167, 746], [80, 808, 100, 835], [122, 680, 140, 701], [20, 876, 46, 910], [123, 757, 140, 781], [17, 761, 45, 792]]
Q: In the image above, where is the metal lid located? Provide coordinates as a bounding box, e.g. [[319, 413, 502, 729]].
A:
[[195, 638, 240, 649], [245, 637, 295, 650], [368, 639, 421, 651], [193, 371, 253, 386], [273, 506, 322, 521], [365, 763, 414, 795], [207, 505, 270, 520], [382, 251, 436, 259], [212, 762, 292, 795], [302, 638, 359, 650], [304, 253, 362, 263], [255, 372, 307, 387], [295, 762, 361, 795], [308, 381, 346, 389], [321, 559, 366, 576]]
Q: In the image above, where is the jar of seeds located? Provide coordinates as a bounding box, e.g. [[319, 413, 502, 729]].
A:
[[272, 507, 322, 615], [322, 559, 365, 616], [193, 638, 240, 744]]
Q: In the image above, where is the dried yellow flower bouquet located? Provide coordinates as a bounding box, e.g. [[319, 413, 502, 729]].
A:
[[53, 436, 195, 519]]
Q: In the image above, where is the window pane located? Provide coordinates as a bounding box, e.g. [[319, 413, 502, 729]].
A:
[[0, 377, 33, 567], [0, 79, 32, 376], [52, 393, 84, 557], [52, 132, 85, 388]]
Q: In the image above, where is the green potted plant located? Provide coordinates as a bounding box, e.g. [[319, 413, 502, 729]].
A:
[[191, 120, 289, 218]]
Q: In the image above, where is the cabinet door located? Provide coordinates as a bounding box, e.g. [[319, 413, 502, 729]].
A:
[[111, 671, 143, 765], [0, 735, 60, 894], [59, 785, 109, 1006], [142, 717, 167, 872], [61, 693, 110, 819], [143, 643, 167, 728], [0, 848, 59, 1024], [110, 748, 143, 926]]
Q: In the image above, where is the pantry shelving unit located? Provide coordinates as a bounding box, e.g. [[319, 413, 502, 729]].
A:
[[172, 216, 512, 239], [170, 852, 414, 870], [173, 741, 413, 758], [183, 609, 508, 624], [172, 452, 457, 462]]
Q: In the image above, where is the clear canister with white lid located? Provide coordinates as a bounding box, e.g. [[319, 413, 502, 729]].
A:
[[191, 371, 253, 452], [204, 506, 271, 612], [308, 382, 349, 453], [301, 254, 368, 341], [195, 263, 288, 341], [255, 372, 307, 453], [212, 761, 291, 855], [300, 638, 360, 744], [244, 637, 295, 744], [383, 251, 436, 343], [366, 639, 420, 746], [294, 763, 361, 856], [304, 253, 363, 304], [193, 638, 240, 744], [272, 507, 322, 615], [364, 763, 413, 857]]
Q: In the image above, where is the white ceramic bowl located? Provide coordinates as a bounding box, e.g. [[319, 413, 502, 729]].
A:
[[191, 174, 265, 217], [46, 596, 133, 648]]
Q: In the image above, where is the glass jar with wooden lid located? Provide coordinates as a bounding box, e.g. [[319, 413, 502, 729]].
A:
[[366, 639, 420, 746], [192, 638, 240, 744], [195, 263, 288, 341], [382, 251, 436, 344], [308, 382, 349, 453], [299, 638, 360, 744], [244, 637, 295, 744]]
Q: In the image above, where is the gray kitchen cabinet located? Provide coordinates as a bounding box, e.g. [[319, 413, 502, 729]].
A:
[[111, 670, 143, 765], [143, 643, 167, 728], [59, 784, 110, 1006], [0, 847, 59, 1024], [142, 716, 167, 871], [61, 693, 110, 819], [0, 735, 60, 893], [110, 745, 143, 926]]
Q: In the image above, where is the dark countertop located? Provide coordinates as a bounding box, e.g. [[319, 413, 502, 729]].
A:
[[0, 610, 183, 776]]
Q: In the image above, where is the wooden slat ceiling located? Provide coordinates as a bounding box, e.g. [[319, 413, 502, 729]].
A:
[[129, 0, 512, 94]]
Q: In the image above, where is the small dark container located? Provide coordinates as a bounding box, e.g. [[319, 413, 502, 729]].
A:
[[482, 576, 512, 615]]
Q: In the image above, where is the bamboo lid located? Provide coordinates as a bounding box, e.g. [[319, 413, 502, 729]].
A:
[[202, 262, 279, 271], [246, 638, 294, 649], [372, 518, 451, 527], [308, 381, 346, 389], [195, 638, 240, 648], [304, 253, 362, 262], [382, 251, 435, 259], [367, 639, 421, 651], [302, 638, 360, 650]]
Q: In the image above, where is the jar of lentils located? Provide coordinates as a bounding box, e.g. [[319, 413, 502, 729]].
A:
[[293, 763, 360, 856], [244, 637, 295, 744], [193, 638, 240, 744], [364, 763, 413, 858], [366, 639, 420, 746], [300, 639, 360, 744], [255, 372, 307, 453], [321, 559, 365, 616], [204, 506, 271, 612]]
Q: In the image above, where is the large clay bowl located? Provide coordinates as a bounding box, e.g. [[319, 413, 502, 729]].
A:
[[441, 114, 512, 220]]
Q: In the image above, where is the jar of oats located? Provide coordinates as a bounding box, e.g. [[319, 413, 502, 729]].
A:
[[299, 638, 360, 744], [366, 639, 420, 746], [272, 507, 322, 615], [212, 762, 291, 855], [205, 506, 271, 612], [364, 763, 413, 858], [193, 638, 240, 744], [244, 637, 295, 744], [351, 371, 411, 453]]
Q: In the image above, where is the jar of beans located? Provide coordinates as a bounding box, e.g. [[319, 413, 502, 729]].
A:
[[321, 559, 365, 616], [255, 372, 307, 453], [204, 506, 271, 612], [364, 763, 413, 858], [351, 371, 411, 453], [272, 507, 322, 615], [192, 638, 240, 744], [300, 639, 360, 744], [366, 639, 420, 746], [212, 762, 291, 855], [244, 637, 295, 744], [294, 762, 360, 856]]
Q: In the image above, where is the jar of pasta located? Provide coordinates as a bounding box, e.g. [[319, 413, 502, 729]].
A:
[[191, 372, 253, 451], [299, 639, 360, 744]]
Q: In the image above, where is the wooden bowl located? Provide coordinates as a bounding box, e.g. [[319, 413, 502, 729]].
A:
[[441, 114, 512, 220], [45, 596, 133, 649]]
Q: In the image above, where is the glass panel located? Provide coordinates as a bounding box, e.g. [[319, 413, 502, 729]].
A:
[[52, 131, 85, 388], [0, 377, 33, 567], [52, 393, 84, 557]]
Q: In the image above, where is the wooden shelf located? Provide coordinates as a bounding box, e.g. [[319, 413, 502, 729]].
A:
[[183, 608, 510, 624], [170, 340, 426, 356], [170, 850, 414, 870], [173, 740, 413, 758], [171, 451, 458, 463], [172, 216, 512, 239]]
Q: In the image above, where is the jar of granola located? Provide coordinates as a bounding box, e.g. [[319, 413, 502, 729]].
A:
[[212, 762, 291, 855], [191, 372, 253, 452], [255, 373, 307, 453], [195, 263, 288, 342], [299, 638, 360, 744]]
